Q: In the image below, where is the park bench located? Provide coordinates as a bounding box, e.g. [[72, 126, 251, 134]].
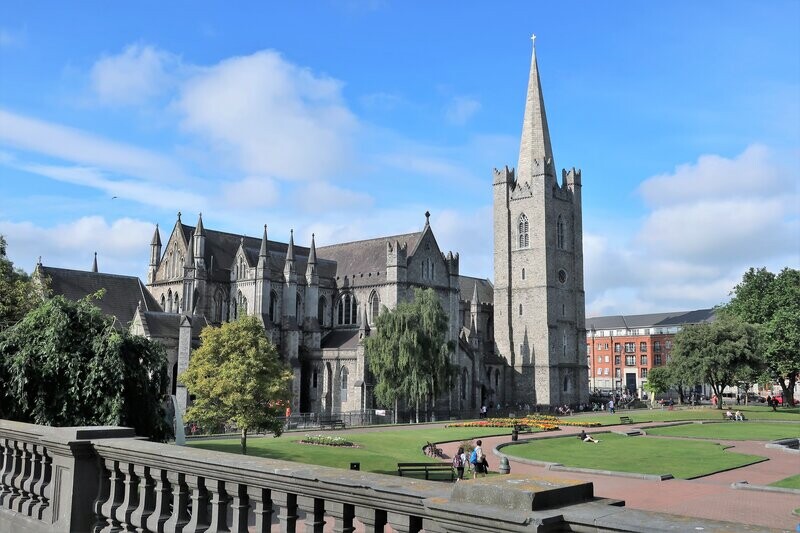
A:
[[619, 416, 633, 424], [397, 462, 454, 481], [722, 413, 747, 422], [425, 441, 443, 458], [319, 418, 346, 430]]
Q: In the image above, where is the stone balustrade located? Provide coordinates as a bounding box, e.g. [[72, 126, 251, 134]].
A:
[[1, 419, 755, 532]]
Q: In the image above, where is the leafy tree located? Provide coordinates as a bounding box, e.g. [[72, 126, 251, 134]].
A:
[[365, 287, 455, 423], [181, 315, 293, 454], [0, 235, 44, 331], [0, 293, 170, 440], [723, 267, 800, 406], [669, 316, 762, 409], [643, 366, 672, 407]]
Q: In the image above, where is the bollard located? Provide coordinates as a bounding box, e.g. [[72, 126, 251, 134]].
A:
[[499, 456, 510, 474]]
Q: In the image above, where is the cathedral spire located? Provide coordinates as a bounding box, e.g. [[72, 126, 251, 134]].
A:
[[471, 280, 479, 304], [517, 34, 554, 182], [286, 229, 295, 262], [259, 224, 269, 259], [150, 224, 162, 246], [92, 252, 98, 273], [308, 233, 317, 265]]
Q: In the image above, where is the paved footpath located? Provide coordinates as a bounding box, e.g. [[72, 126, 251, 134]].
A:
[[437, 422, 800, 531]]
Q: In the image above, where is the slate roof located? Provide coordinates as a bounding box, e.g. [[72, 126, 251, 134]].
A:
[[316, 232, 423, 287], [458, 276, 494, 304], [321, 329, 360, 350], [141, 311, 209, 338], [586, 309, 715, 331], [39, 265, 161, 329]]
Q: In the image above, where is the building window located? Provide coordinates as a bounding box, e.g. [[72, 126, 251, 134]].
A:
[[615, 368, 621, 378], [563, 375, 570, 392], [654, 341, 661, 352], [522, 268, 525, 280], [640, 342, 647, 352], [337, 293, 358, 326], [624, 342, 635, 353], [596, 343, 602, 351], [269, 290, 278, 323], [460, 370, 467, 400], [597, 355, 602, 363], [614, 343, 621, 353], [557, 215, 565, 250], [604, 355, 609, 363], [625, 355, 635, 366], [340, 367, 349, 402], [615, 355, 621, 365], [312, 368, 318, 388], [665, 340, 672, 349], [641, 355, 647, 366], [562, 330, 567, 356], [641, 368, 648, 378], [596, 368, 602, 376], [519, 304, 523, 316], [369, 291, 381, 324], [318, 296, 327, 325], [654, 354, 662, 366], [160, 294, 166, 310], [518, 214, 529, 248], [603, 368, 609, 376]]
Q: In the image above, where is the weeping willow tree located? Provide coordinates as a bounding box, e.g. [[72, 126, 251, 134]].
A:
[[365, 288, 455, 423]]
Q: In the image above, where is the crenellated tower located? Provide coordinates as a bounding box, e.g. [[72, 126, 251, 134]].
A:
[[493, 36, 588, 406]]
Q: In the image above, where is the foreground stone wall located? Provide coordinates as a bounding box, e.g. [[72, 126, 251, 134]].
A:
[[0, 419, 762, 532]]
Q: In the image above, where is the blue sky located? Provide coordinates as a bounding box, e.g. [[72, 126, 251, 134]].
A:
[[1, 1, 798, 315]]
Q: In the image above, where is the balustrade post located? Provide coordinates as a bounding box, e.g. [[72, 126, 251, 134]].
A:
[[272, 489, 298, 533], [9, 440, 28, 511], [20, 442, 42, 516], [247, 486, 272, 533], [98, 459, 124, 533], [30, 444, 51, 520], [145, 468, 172, 533], [229, 483, 249, 533], [114, 462, 139, 531], [162, 471, 189, 533], [129, 464, 154, 532], [183, 474, 209, 531], [326, 501, 355, 533], [386, 512, 422, 533], [0, 438, 15, 507], [297, 495, 325, 533], [204, 478, 229, 533], [355, 506, 387, 533]]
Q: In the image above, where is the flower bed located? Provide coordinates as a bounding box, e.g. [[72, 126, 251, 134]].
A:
[[445, 416, 600, 431], [298, 434, 356, 447]]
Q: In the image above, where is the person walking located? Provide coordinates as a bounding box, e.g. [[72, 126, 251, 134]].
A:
[[608, 399, 615, 414]]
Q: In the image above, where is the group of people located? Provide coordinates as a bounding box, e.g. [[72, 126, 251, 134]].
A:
[[724, 409, 745, 421], [452, 440, 489, 480]]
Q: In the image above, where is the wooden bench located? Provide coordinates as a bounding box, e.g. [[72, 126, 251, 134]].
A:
[[722, 413, 747, 421], [619, 416, 633, 424], [397, 463, 454, 481], [319, 418, 346, 430], [425, 441, 443, 458]]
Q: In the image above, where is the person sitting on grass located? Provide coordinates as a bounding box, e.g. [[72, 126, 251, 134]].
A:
[[734, 410, 744, 421], [577, 430, 599, 443], [725, 409, 734, 420]]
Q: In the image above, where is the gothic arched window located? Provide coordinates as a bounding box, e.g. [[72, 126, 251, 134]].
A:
[[336, 293, 358, 326], [238, 291, 247, 316], [557, 215, 565, 250], [563, 375, 570, 392], [175, 294, 181, 314], [160, 294, 166, 311], [340, 366, 349, 402], [518, 214, 529, 248], [269, 290, 278, 323], [369, 291, 380, 325], [318, 296, 327, 326], [296, 291, 303, 320]]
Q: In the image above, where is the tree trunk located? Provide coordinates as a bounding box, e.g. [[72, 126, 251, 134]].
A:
[[394, 397, 398, 424], [711, 384, 724, 409], [415, 400, 419, 424], [777, 375, 796, 407], [241, 427, 248, 455]]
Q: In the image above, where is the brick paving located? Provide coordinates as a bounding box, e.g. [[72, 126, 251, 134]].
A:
[[437, 421, 800, 531]]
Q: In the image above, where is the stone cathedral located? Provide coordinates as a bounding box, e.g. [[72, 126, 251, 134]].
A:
[[38, 40, 588, 416]]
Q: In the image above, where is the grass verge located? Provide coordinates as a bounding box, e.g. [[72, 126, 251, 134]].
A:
[[502, 433, 765, 479], [770, 474, 800, 490], [645, 422, 799, 441]]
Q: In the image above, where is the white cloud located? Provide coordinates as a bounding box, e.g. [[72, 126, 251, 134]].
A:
[[222, 176, 280, 208], [90, 44, 180, 106], [445, 96, 481, 125], [176, 50, 358, 181], [0, 27, 25, 48], [0, 108, 189, 183], [17, 163, 205, 210], [0, 217, 152, 277], [585, 144, 800, 316]]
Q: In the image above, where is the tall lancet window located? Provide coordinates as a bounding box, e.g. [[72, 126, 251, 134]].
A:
[[369, 291, 380, 325], [336, 293, 357, 326], [557, 215, 565, 250], [518, 214, 529, 248], [340, 366, 349, 402]]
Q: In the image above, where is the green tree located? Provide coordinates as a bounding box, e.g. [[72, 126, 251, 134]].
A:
[[724, 267, 800, 406], [0, 293, 170, 440], [365, 287, 455, 423], [181, 315, 293, 454], [670, 316, 762, 409], [0, 235, 44, 331], [643, 366, 672, 407]]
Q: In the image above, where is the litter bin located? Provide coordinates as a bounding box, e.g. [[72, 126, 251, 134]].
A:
[[511, 425, 519, 442], [350, 462, 360, 471]]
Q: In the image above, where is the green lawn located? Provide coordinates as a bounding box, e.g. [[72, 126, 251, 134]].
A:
[[770, 474, 800, 490], [503, 433, 765, 479], [188, 426, 522, 475], [645, 422, 799, 441], [566, 405, 800, 426]]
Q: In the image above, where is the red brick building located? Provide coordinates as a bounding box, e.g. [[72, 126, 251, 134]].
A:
[[586, 309, 715, 395]]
